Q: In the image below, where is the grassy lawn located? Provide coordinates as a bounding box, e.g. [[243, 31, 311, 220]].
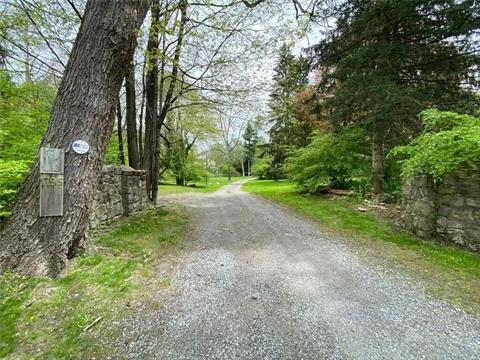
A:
[[159, 176, 245, 194], [0, 206, 188, 359], [243, 179, 480, 313]]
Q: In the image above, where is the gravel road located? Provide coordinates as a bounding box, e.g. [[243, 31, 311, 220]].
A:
[[118, 181, 480, 359]]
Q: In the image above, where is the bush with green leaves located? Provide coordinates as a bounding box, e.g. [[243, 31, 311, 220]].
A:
[[0, 160, 30, 217], [285, 129, 370, 193], [389, 110, 480, 182], [251, 156, 272, 179], [183, 158, 212, 186], [0, 72, 56, 216], [0, 72, 54, 162]]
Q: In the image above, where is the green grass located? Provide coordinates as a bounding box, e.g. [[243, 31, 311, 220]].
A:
[[159, 176, 245, 194], [0, 206, 188, 359], [243, 179, 480, 313]]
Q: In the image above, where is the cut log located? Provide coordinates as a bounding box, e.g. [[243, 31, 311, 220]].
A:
[[328, 189, 354, 196]]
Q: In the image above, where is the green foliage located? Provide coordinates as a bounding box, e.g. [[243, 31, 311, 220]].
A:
[[104, 132, 126, 165], [218, 163, 240, 178], [285, 129, 370, 192], [0, 160, 30, 217], [183, 157, 211, 185], [312, 0, 479, 191], [264, 44, 312, 179], [0, 72, 54, 162], [390, 110, 480, 182], [314, 0, 479, 133], [242, 120, 258, 174], [0, 72, 55, 216], [251, 156, 272, 179]]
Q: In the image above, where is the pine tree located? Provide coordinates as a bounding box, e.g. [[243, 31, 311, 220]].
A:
[[267, 44, 311, 179], [313, 0, 480, 195], [242, 121, 257, 176]]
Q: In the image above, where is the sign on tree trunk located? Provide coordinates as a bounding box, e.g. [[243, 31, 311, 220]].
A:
[[39, 148, 64, 217]]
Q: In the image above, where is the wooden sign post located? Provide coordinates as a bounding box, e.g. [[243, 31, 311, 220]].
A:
[[39, 148, 64, 217]]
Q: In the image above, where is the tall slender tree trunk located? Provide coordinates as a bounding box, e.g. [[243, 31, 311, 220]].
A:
[[371, 126, 385, 196], [0, 0, 150, 277], [151, 1, 188, 202], [125, 60, 140, 169], [138, 60, 146, 165], [241, 157, 245, 177], [117, 100, 126, 165], [143, 0, 160, 203], [227, 153, 232, 182]]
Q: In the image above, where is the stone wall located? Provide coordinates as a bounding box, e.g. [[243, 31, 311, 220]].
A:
[[402, 170, 480, 251], [89, 165, 148, 229]]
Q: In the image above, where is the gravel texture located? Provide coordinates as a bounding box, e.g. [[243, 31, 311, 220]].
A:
[[117, 181, 480, 359]]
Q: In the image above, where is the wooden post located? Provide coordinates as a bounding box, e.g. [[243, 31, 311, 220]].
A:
[[39, 148, 64, 217]]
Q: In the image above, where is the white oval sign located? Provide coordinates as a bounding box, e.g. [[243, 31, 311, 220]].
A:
[[72, 140, 90, 154]]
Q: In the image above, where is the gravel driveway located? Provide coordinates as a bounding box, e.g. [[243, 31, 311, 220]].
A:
[[118, 181, 480, 359]]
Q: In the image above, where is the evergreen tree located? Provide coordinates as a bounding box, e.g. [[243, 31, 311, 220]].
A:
[[313, 0, 480, 195], [242, 121, 258, 176], [266, 44, 311, 179]]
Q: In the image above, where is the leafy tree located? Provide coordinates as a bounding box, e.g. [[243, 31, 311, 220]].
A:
[[265, 44, 311, 179], [183, 155, 212, 186], [251, 155, 273, 179], [312, 0, 480, 195], [285, 129, 370, 192], [163, 102, 217, 186], [390, 109, 480, 182]]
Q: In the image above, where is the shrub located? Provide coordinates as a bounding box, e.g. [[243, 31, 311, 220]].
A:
[[389, 110, 480, 182], [251, 156, 272, 179], [285, 129, 370, 193], [0, 160, 30, 217]]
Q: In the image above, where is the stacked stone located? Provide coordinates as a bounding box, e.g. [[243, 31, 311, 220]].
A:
[[90, 165, 148, 229], [402, 170, 480, 251]]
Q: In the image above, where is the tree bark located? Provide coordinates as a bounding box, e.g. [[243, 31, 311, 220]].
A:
[[117, 100, 126, 165], [138, 60, 146, 165], [371, 126, 385, 196], [175, 176, 184, 186], [125, 59, 140, 169], [0, 0, 150, 277], [143, 0, 160, 203]]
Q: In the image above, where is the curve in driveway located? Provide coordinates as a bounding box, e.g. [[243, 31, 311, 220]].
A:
[[119, 181, 480, 359]]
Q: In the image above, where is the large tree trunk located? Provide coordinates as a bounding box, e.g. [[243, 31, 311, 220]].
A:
[[371, 126, 385, 196], [0, 0, 150, 277], [125, 59, 140, 169], [143, 0, 160, 203]]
